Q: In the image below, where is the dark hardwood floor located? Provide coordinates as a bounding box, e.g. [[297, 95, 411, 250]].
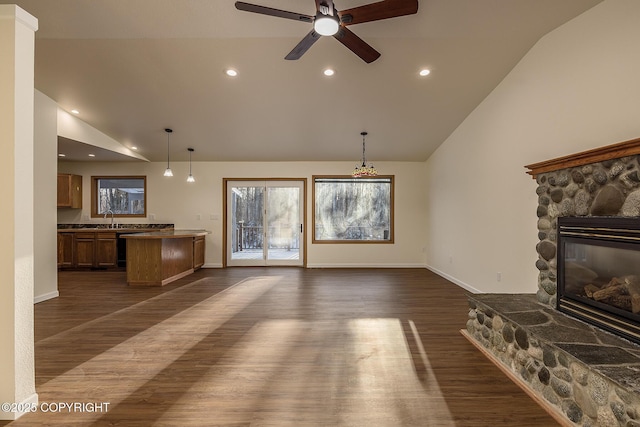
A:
[[2, 268, 558, 426]]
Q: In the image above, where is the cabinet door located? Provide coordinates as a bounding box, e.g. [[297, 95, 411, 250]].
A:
[[57, 174, 82, 208], [193, 236, 205, 269], [58, 233, 74, 268], [75, 233, 96, 268], [57, 174, 71, 207], [96, 232, 117, 268]]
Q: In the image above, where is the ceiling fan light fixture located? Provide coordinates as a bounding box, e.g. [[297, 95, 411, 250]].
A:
[[314, 15, 339, 36], [235, 0, 418, 62]]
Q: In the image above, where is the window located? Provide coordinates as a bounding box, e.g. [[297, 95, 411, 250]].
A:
[[91, 176, 146, 217], [313, 176, 393, 243]]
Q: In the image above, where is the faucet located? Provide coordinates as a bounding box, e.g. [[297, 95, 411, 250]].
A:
[[104, 209, 114, 228]]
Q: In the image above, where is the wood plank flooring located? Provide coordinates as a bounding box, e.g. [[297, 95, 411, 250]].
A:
[[2, 268, 558, 426]]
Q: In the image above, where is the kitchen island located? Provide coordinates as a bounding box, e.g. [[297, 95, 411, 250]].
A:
[[121, 230, 209, 286]]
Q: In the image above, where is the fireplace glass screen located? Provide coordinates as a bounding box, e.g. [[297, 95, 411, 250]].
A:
[[563, 241, 640, 316]]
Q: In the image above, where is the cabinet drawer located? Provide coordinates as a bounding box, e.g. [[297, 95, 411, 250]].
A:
[[97, 232, 117, 239], [76, 232, 96, 239]]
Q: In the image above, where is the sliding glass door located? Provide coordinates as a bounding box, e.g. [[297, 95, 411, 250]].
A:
[[226, 180, 304, 266]]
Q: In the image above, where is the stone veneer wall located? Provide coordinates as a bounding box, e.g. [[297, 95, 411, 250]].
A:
[[535, 155, 640, 307]]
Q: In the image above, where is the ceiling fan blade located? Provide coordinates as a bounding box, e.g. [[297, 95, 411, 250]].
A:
[[285, 30, 322, 60], [338, 0, 418, 26], [333, 27, 380, 63], [235, 1, 313, 23]]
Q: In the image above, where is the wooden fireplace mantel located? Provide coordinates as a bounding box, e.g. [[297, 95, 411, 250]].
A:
[[525, 136, 640, 179]]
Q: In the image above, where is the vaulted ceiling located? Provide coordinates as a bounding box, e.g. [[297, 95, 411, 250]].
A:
[[3, 0, 602, 162]]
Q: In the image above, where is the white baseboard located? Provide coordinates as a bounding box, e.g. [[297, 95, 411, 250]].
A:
[[425, 264, 482, 294], [306, 263, 428, 269], [0, 392, 38, 420], [34, 290, 59, 304]]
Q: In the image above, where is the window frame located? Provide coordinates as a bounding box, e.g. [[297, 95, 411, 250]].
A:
[[91, 175, 147, 218], [312, 175, 394, 244]]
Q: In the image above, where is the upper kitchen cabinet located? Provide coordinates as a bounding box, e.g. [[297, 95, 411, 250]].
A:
[[57, 173, 82, 208]]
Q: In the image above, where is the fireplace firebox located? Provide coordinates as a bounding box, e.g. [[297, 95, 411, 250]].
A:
[[557, 216, 640, 345]]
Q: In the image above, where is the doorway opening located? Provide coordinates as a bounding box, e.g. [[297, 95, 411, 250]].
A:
[[224, 179, 306, 267]]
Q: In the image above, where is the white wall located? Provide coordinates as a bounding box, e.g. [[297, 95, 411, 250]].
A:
[[34, 91, 59, 303], [424, 0, 640, 294], [58, 160, 427, 268]]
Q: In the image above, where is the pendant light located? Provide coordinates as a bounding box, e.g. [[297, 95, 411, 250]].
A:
[[352, 131, 377, 177], [187, 148, 195, 183], [163, 128, 173, 177]]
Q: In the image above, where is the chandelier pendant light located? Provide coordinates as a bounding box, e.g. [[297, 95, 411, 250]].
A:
[[187, 148, 195, 183], [163, 128, 174, 177], [352, 131, 377, 177]]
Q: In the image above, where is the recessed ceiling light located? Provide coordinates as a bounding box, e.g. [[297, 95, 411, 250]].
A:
[[131, 146, 138, 150], [323, 68, 335, 77], [58, 153, 66, 157], [71, 109, 80, 114], [419, 69, 431, 77], [88, 154, 95, 157], [225, 69, 238, 77]]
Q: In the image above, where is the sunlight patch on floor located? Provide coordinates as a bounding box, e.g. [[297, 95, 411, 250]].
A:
[[36, 276, 280, 423], [170, 318, 455, 426]]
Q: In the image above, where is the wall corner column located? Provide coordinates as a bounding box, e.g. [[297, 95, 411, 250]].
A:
[[0, 4, 39, 420]]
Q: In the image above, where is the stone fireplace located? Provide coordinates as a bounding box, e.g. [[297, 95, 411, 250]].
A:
[[464, 138, 640, 426], [531, 140, 640, 316]]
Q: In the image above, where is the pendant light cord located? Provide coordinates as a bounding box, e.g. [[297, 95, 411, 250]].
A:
[[166, 129, 172, 168], [361, 131, 368, 166]]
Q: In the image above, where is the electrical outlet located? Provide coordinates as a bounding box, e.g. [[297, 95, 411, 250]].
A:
[[196, 214, 201, 220], [497, 272, 502, 282], [149, 214, 156, 221]]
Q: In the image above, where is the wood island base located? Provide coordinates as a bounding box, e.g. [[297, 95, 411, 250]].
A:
[[123, 230, 207, 286]]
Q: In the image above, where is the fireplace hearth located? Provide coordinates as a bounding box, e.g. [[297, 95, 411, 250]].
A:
[[463, 138, 640, 426], [558, 216, 640, 345]]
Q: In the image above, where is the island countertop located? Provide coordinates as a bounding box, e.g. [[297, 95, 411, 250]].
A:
[[120, 229, 210, 239]]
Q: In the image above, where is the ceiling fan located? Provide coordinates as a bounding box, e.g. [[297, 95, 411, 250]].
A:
[[235, 0, 419, 63]]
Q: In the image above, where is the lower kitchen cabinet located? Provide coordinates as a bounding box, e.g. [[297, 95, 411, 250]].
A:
[[57, 232, 74, 268], [58, 231, 117, 269], [75, 232, 96, 268], [96, 232, 117, 268], [194, 235, 205, 269]]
